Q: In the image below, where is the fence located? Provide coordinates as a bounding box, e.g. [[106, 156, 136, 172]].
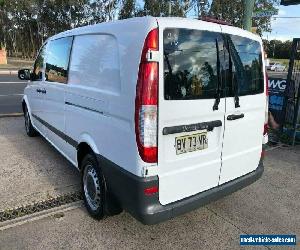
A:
[[284, 38, 300, 145]]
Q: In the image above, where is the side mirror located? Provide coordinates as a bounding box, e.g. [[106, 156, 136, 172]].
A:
[[18, 69, 31, 80]]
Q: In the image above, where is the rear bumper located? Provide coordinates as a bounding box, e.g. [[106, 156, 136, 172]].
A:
[[98, 155, 264, 225]]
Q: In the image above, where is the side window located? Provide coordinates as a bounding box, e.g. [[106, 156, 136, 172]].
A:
[[68, 34, 121, 93], [45, 37, 73, 84], [225, 35, 264, 96], [163, 29, 222, 100], [32, 45, 46, 81]]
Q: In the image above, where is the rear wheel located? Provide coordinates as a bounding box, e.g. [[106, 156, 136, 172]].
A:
[[24, 105, 38, 137], [81, 153, 105, 220]]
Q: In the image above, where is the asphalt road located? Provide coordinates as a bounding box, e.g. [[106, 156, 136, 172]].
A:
[[0, 74, 27, 114]]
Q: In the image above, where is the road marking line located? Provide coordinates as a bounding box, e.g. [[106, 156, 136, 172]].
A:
[[0, 113, 23, 118], [0, 82, 26, 84], [0, 94, 23, 97]]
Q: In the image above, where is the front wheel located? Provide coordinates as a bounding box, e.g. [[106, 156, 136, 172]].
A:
[[24, 105, 38, 137], [81, 154, 105, 220]]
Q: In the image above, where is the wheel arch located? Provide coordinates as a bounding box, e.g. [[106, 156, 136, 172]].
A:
[[77, 133, 100, 170], [22, 96, 30, 114]]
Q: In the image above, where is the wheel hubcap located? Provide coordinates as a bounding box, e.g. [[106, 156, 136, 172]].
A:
[[83, 165, 101, 211]]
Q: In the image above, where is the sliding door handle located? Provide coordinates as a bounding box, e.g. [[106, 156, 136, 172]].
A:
[[227, 113, 244, 121]]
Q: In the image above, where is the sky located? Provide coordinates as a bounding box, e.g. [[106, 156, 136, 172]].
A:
[[262, 4, 300, 41], [136, 1, 300, 41]]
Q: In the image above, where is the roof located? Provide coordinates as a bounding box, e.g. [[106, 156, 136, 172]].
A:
[[48, 16, 261, 44]]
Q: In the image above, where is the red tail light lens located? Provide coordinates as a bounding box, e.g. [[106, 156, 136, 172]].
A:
[[135, 28, 159, 163], [144, 186, 159, 196], [141, 28, 158, 62]]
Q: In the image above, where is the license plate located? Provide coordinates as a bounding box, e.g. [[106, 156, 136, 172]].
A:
[[175, 132, 208, 155]]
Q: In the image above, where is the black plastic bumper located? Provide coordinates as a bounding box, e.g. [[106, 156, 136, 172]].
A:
[[98, 155, 264, 225]]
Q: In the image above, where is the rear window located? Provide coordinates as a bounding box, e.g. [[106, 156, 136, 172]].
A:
[[225, 34, 264, 96], [164, 29, 222, 100], [163, 28, 264, 100]]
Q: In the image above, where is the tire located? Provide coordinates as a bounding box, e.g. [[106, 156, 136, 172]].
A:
[[24, 105, 38, 137], [81, 153, 105, 220]]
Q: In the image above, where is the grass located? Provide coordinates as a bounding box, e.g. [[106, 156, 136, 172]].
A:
[[0, 57, 33, 70]]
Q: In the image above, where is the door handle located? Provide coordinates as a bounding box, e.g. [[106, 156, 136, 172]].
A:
[[227, 113, 244, 121], [162, 120, 222, 135]]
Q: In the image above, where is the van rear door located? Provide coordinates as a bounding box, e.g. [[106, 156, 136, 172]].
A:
[[157, 21, 225, 205], [219, 29, 265, 184]]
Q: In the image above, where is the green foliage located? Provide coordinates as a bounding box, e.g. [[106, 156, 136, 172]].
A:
[[0, 0, 118, 58], [119, 0, 136, 19], [209, 0, 280, 35], [136, 0, 189, 17], [0, 0, 281, 58], [263, 39, 293, 59]]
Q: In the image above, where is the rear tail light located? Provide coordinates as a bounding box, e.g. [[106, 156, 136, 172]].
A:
[[135, 28, 159, 163], [144, 186, 159, 196]]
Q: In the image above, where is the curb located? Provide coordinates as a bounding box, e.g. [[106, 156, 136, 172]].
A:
[[0, 113, 23, 118], [0, 201, 83, 231], [0, 70, 18, 75]]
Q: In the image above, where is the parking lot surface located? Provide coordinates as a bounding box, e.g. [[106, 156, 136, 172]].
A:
[[0, 117, 80, 210], [0, 117, 299, 249]]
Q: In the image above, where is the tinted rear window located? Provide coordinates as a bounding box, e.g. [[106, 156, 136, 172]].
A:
[[163, 28, 264, 100], [225, 34, 264, 97], [164, 29, 222, 100]]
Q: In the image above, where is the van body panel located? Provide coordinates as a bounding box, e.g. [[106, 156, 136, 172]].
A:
[[61, 17, 159, 176]]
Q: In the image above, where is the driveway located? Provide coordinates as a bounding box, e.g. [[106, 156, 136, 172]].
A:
[[0, 117, 80, 210]]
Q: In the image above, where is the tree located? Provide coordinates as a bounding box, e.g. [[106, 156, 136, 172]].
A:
[[0, 0, 119, 58], [140, 0, 189, 17], [119, 0, 136, 19], [195, 0, 280, 35], [190, 0, 209, 18], [263, 39, 292, 59]]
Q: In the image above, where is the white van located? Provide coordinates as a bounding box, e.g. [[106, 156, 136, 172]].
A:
[[19, 17, 267, 225]]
